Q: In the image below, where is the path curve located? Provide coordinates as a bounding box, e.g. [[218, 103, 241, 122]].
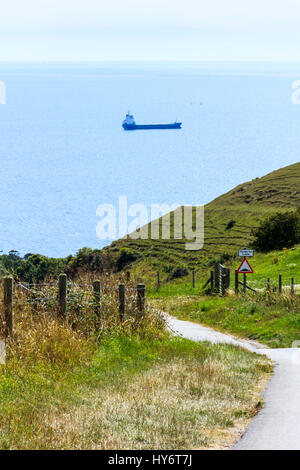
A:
[[165, 314, 300, 450]]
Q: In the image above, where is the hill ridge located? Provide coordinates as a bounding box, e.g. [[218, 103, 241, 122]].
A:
[[105, 162, 300, 275]]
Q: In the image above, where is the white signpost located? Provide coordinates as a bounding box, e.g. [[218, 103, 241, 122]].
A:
[[238, 249, 254, 257]]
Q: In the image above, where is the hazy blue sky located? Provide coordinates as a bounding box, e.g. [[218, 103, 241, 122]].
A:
[[1, 0, 300, 61]]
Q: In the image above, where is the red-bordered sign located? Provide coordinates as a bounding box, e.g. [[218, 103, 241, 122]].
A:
[[237, 257, 253, 274]]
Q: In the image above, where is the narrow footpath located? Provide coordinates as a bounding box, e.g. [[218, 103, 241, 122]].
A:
[[166, 314, 300, 450]]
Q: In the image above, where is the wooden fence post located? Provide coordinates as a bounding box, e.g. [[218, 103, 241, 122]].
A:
[[214, 265, 219, 291], [58, 274, 67, 317], [126, 271, 130, 282], [279, 275, 282, 294], [4, 277, 13, 338], [137, 284, 145, 316], [210, 271, 214, 291], [93, 280, 101, 318], [225, 268, 230, 290], [157, 272, 160, 291], [291, 278, 295, 297], [235, 270, 239, 295], [192, 270, 195, 289], [119, 284, 125, 321]]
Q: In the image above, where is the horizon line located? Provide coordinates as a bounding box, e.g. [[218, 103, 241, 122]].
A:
[[1, 59, 300, 64]]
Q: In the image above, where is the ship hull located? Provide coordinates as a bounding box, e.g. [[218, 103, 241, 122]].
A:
[[123, 123, 182, 130]]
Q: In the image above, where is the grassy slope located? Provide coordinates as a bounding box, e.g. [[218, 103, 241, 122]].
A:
[[140, 162, 300, 348], [104, 162, 300, 281], [149, 244, 300, 348], [153, 292, 300, 348]]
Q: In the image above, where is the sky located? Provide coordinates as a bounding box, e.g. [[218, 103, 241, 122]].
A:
[[1, 0, 300, 61]]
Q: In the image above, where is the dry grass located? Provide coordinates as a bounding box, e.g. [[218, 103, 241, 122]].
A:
[[29, 343, 271, 450], [0, 279, 272, 450]]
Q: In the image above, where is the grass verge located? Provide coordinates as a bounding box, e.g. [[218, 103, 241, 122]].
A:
[[0, 318, 272, 449], [152, 291, 300, 348]]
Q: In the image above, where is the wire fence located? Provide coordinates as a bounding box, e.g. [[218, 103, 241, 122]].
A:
[[0, 275, 146, 339]]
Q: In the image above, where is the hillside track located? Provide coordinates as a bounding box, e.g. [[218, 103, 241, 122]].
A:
[[165, 314, 300, 450]]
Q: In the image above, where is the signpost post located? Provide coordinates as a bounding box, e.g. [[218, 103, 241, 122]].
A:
[[237, 250, 254, 294]]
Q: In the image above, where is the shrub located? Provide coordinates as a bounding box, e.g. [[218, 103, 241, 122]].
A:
[[115, 248, 137, 271], [251, 211, 300, 252], [168, 265, 189, 280], [226, 220, 236, 230], [207, 252, 232, 267]]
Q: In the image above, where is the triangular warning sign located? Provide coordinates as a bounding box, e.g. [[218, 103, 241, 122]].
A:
[[237, 258, 253, 274]]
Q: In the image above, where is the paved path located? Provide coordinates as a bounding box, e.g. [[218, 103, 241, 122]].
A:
[[165, 314, 300, 450]]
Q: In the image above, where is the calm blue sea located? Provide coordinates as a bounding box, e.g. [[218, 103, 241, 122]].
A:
[[0, 61, 300, 257]]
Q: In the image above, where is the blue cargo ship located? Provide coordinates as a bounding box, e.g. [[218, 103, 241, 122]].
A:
[[122, 112, 182, 130]]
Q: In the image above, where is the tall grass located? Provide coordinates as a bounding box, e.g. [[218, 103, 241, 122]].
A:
[[0, 276, 166, 384], [0, 277, 272, 450]]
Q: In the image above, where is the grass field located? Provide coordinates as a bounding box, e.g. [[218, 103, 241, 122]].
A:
[[0, 333, 272, 450], [0, 284, 272, 450], [146, 240, 300, 349]]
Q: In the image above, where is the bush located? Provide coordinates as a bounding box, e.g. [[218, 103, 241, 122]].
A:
[[65, 247, 113, 278], [207, 252, 232, 267], [168, 265, 189, 280], [15, 254, 65, 283], [115, 248, 137, 271], [251, 211, 300, 252]]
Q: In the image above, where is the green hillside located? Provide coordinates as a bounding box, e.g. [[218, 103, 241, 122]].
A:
[[104, 162, 300, 277]]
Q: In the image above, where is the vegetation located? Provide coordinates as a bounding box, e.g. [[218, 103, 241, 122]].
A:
[[152, 291, 300, 348], [0, 278, 271, 450], [148, 242, 300, 349], [100, 161, 300, 276], [5, 163, 300, 448], [251, 210, 300, 252]]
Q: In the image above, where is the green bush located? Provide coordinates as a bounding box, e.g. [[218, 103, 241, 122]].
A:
[[168, 265, 189, 280], [115, 248, 137, 271], [251, 211, 300, 252]]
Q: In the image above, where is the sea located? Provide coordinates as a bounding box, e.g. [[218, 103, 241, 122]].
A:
[[0, 61, 300, 257]]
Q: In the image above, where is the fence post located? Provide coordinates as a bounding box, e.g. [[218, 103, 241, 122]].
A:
[[119, 284, 125, 321], [126, 271, 130, 282], [279, 275, 282, 294], [157, 272, 160, 291], [235, 270, 239, 295], [214, 265, 219, 291], [267, 278, 270, 292], [243, 273, 247, 294], [220, 266, 225, 296], [4, 277, 13, 338], [58, 274, 67, 317], [137, 284, 145, 316], [225, 268, 230, 290], [192, 270, 195, 289], [210, 271, 214, 291], [291, 278, 295, 297], [93, 280, 101, 318]]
